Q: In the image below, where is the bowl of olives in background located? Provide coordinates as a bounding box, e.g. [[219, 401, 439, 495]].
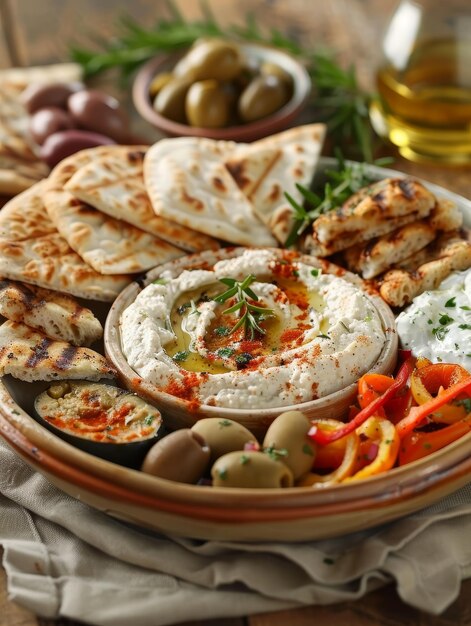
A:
[[132, 38, 312, 141]]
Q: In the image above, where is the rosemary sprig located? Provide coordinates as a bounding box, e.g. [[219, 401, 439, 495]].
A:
[[69, 2, 376, 160], [214, 275, 274, 340], [285, 153, 393, 247]]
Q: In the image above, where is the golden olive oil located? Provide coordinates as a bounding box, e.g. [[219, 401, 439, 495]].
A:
[[370, 38, 471, 163]]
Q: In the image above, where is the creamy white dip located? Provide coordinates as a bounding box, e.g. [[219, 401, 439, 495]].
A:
[[397, 269, 471, 369], [120, 250, 386, 410]]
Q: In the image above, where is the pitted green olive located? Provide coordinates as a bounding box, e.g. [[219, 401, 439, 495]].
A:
[[260, 61, 293, 87], [211, 450, 293, 488], [191, 418, 256, 464], [238, 74, 290, 122], [149, 72, 174, 98], [263, 411, 316, 480], [185, 80, 230, 128], [141, 429, 210, 483], [153, 77, 192, 123], [173, 39, 243, 82]]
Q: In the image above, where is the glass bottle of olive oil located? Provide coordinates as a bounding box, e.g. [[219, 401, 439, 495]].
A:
[[370, 0, 471, 163]]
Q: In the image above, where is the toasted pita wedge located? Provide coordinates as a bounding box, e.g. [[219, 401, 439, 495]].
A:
[[0, 320, 115, 382], [64, 146, 220, 252], [45, 149, 184, 274], [310, 178, 436, 255], [225, 124, 326, 243], [342, 198, 463, 279], [145, 138, 276, 247], [0, 279, 102, 346], [0, 182, 130, 301], [378, 231, 471, 307]]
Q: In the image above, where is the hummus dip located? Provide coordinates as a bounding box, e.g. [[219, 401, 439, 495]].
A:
[[120, 250, 386, 410]]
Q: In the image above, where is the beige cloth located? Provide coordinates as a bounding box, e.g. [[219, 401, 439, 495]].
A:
[[1, 436, 471, 626]]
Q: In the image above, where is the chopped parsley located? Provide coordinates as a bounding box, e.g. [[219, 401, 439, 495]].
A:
[[240, 454, 250, 465], [153, 278, 168, 285], [217, 347, 235, 358], [218, 419, 233, 428], [438, 313, 454, 325], [445, 297, 456, 308], [172, 350, 189, 363], [317, 333, 331, 340], [235, 352, 253, 367], [214, 326, 230, 337], [459, 324, 471, 331], [460, 305, 471, 311], [217, 468, 228, 480], [364, 314, 372, 322], [302, 444, 314, 456], [143, 415, 155, 426], [455, 398, 471, 414], [264, 446, 289, 461], [311, 268, 321, 277]]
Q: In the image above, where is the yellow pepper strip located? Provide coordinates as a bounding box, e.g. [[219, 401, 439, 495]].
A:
[[343, 417, 399, 482], [298, 418, 359, 486]]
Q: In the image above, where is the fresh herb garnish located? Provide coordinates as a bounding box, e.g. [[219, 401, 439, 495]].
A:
[[317, 333, 331, 339], [153, 278, 168, 285], [214, 326, 230, 337], [311, 268, 320, 277], [70, 5, 376, 161], [264, 446, 289, 461], [177, 302, 191, 315], [284, 153, 391, 246], [445, 297, 456, 308], [240, 454, 250, 465], [217, 347, 235, 358], [214, 274, 274, 340], [235, 352, 253, 367], [460, 305, 471, 311], [459, 324, 471, 330], [218, 419, 232, 428], [302, 444, 314, 456], [432, 326, 450, 341], [172, 350, 189, 362], [143, 415, 155, 426], [455, 398, 471, 413], [438, 313, 454, 325]]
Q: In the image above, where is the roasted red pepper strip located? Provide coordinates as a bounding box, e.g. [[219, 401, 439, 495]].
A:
[[396, 376, 471, 438], [309, 358, 415, 445], [399, 419, 471, 465]]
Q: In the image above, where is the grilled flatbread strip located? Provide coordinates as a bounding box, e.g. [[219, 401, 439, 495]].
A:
[[311, 178, 436, 250], [0, 279, 103, 346], [0, 320, 115, 382], [378, 231, 471, 308], [145, 137, 277, 247], [45, 148, 184, 275], [64, 146, 220, 253], [0, 182, 130, 301], [304, 210, 425, 257], [343, 198, 462, 279]]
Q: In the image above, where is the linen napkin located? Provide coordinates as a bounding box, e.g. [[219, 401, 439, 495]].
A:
[[2, 436, 471, 626]]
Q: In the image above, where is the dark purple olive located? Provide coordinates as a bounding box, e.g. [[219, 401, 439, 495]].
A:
[[20, 82, 84, 114], [67, 90, 130, 143], [39, 129, 116, 168], [29, 106, 75, 145]]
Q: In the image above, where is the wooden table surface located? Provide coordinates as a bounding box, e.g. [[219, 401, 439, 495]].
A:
[[1, 1, 471, 624]]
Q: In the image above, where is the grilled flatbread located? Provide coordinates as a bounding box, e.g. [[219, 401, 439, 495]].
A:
[[342, 199, 462, 279], [64, 146, 220, 252], [0, 182, 130, 301], [225, 124, 326, 244], [0, 320, 115, 382], [0, 279, 102, 346], [45, 148, 184, 274], [145, 138, 276, 247], [308, 178, 436, 256], [378, 231, 471, 307]]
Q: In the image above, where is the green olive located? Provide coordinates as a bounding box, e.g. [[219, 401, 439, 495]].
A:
[[211, 450, 293, 488], [260, 61, 293, 87], [141, 429, 210, 483], [238, 74, 290, 122], [149, 72, 174, 98], [191, 418, 256, 464], [173, 39, 243, 82], [185, 80, 230, 128], [153, 77, 192, 123], [263, 411, 316, 481]]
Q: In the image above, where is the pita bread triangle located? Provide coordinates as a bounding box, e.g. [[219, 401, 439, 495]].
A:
[[63, 146, 220, 253], [144, 138, 277, 247], [44, 148, 184, 275], [224, 124, 326, 244], [0, 181, 130, 301]]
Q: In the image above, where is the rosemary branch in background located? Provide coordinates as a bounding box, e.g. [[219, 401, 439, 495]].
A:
[[284, 154, 393, 247], [69, 1, 376, 161]]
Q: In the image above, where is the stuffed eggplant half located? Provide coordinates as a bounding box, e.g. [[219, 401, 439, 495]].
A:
[[35, 381, 163, 467]]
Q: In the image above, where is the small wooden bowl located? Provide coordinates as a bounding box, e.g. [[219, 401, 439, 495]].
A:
[[132, 42, 312, 142], [104, 248, 398, 439]]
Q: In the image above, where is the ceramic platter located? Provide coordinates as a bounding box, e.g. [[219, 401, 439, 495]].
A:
[[1, 158, 471, 542]]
